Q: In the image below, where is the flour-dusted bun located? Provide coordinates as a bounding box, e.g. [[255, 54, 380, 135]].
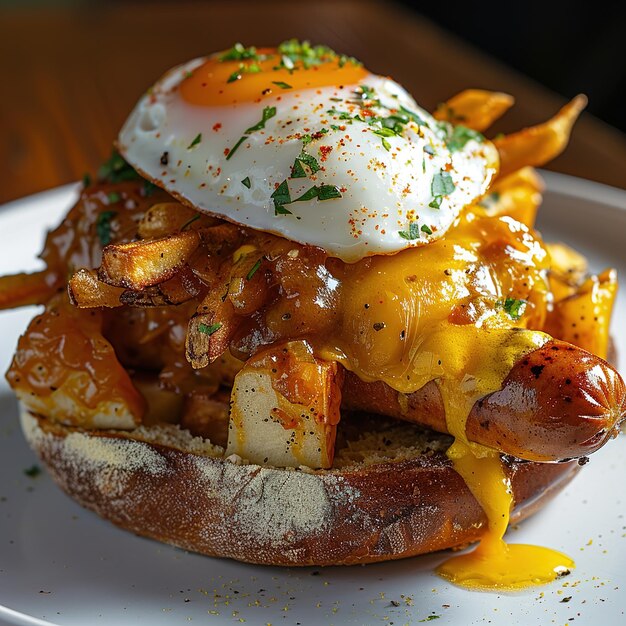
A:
[[21, 407, 579, 566]]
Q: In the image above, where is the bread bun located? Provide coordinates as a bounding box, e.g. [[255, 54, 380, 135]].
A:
[[21, 407, 579, 566]]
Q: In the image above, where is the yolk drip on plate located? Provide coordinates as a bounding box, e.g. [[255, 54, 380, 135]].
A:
[[436, 364, 575, 590]]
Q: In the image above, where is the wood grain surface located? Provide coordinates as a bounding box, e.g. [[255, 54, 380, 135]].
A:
[[1, 0, 624, 205]]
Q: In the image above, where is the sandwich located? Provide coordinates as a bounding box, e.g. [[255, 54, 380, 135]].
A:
[[2, 40, 624, 590]]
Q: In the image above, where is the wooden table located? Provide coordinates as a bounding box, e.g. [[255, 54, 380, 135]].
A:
[[1, 0, 625, 205]]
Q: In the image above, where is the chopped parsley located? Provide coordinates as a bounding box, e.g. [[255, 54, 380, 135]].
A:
[[430, 171, 456, 208], [180, 214, 200, 231], [446, 125, 484, 152], [82, 173, 92, 188], [227, 106, 277, 161], [198, 322, 223, 336], [96, 210, 117, 246], [271, 180, 293, 215], [275, 39, 360, 70], [272, 81, 292, 89], [24, 464, 41, 478], [271, 181, 342, 215], [421, 224, 433, 235], [290, 151, 320, 178], [418, 616, 441, 623], [398, 222, 420, 240], [188, 133, 202, 149], [245, 106, 276, 133], [142, 180, 158, 197], [107, 191, 121, 204], [501, 297, 527, 320], [241, 176, 251, 189], [219, 43, 261, 62], [246, 258, 263, 280], [98, 151, 140, 183]]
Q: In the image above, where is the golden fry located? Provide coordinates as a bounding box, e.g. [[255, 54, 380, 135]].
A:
[[0, 270, 59, 310], [544, 269, 617, 360], [99, 230, 200, 290], [494, 95, 587, 178], [120, 266, 204, 307], [477, 167, 544, 228], [137, 202, 200, 239], [434, 89, 514, 131], [546, 242, 589, 302], [68, 269, 124, 308]]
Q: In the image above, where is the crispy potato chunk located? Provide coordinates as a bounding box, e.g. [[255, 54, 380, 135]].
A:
[[477, 167, 544, 228], [545, 268, 617, 360], [434, 89, 514, 131], [68, 268, 125, 308], [226, 341, 342, 469], [137, 202, 200, 239], [494, 95, 587, 178], [99, 230, 200, 290], [547, 242, 589, 302]]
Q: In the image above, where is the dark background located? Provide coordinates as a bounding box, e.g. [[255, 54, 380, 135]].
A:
[[405, 0, 626, 132]]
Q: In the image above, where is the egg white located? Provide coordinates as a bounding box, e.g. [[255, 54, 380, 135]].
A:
[[118, 58, 498, 261]]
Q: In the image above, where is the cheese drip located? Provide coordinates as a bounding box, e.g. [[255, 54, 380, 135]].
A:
[[435, 329, 575, 590]]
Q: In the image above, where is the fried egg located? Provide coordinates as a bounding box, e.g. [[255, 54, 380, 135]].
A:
[[118, 42, 498, 261]]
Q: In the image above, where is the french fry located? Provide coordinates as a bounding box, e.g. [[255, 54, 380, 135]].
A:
[[119, 265, 205, 307], [544, 269, 617, 360], [226, 341, 342, 468], [186, 286, 238, 369], [99, 230, 200, 290], [477, 167, 544, 228], [137, 202, 201, 239], [68, 268, 125, 308], [434, 89, 515, 131], [494, 95, 587, 178], [546, 242, 589, 302], [0, 270, 60, 309]]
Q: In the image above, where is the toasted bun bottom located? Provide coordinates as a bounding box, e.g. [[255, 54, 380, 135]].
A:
[[20, 407, 579, 567]]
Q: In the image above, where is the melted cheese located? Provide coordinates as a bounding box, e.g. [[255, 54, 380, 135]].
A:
[[312, 209, 575, 590]]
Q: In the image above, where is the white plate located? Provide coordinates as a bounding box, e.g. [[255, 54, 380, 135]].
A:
[[0, 175, 625, 626]]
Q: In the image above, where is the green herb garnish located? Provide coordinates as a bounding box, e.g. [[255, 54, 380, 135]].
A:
[[246, 258, 262, 280], [107, 191, 121, 204], [188, 133, 202, 149], [272, 81, 292, 89], [430, 170, 456, 208], [241, 177, 251, 189], [24, 464, 41, 478], [271, 180, 292, 215], [502, 297, 527, 320], [180, 214, 200, 230], [446, 125, 484, 152], [96, 210, 117, 246], [82, 173, 92, 188], [227, 106, 277, 161], [398, 222, 420, 240], [98, 151, 140, 184], [246, 106, 277, 133], [198, 322, 223, 336], [421, 224, 433, 235], [220, 43, 260, 62]]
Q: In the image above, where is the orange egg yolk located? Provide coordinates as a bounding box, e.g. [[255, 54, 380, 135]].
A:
[[179, 47, 368, 106]]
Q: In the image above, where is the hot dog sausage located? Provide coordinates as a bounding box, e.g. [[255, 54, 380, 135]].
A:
[[341, 340, 626, 462]]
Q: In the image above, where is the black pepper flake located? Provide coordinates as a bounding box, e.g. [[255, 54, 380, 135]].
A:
[[373, 322, 385, 331], [160, 151, 169, 166], [578, 456, 590, 466], [530, 364, 545, 379]]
